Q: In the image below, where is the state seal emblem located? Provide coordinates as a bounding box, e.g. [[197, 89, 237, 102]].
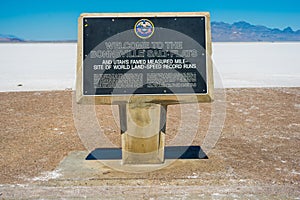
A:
[[134, 19, 155, 39]]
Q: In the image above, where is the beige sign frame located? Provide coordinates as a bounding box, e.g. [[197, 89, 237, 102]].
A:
[[76, 12, 213, 105]]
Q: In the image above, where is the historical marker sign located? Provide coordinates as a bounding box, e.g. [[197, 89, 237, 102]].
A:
[[76, 12, 214, 165], [76, 13, 213, 104]]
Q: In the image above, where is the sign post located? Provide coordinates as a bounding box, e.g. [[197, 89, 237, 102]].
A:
[[76, 12, 213, 164]]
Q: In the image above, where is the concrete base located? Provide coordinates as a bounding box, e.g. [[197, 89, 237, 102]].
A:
[[50, 151, 177, 179], [45, 147, 208, 181]]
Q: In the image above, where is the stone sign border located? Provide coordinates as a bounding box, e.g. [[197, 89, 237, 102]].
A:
[[76, 12, 213, 105]]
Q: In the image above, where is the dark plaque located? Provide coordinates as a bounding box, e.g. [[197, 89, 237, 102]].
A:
[[81, 14, 208, 96]]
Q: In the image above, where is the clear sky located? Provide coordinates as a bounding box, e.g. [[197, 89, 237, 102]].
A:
[[0, 0, 299, 41]]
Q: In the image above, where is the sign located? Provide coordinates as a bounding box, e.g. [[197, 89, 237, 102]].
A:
[[76, 13, 213, 104]]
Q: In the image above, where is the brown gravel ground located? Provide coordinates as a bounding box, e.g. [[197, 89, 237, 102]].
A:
[[0, 88, 299, 198]]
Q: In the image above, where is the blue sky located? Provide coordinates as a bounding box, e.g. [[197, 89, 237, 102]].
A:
[[0, 0, 299, 41]]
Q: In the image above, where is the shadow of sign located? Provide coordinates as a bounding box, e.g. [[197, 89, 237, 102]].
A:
[[86, 146, 208, 160]]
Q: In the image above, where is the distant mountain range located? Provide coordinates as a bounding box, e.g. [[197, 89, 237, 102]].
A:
[[1, 21, 300, 42], [211, 21, 300, 42], [0, 34, 24, 42]]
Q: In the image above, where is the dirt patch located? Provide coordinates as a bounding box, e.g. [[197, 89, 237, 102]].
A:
[[0, 88, 299, 197]]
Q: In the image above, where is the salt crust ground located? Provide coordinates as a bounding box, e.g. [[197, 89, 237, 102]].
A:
[[1, 43, 300, 92], [0, 88, 299, 199]]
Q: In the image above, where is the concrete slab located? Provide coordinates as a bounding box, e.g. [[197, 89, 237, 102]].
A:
[[55, 151, 178, 177], [43, 150, 213, 186]]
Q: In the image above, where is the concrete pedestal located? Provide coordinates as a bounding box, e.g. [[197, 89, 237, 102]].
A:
[[119, 103, 167, 164]]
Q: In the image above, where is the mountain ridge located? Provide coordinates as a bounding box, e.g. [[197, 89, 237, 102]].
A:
[[0, 34, 24, 42], [211, 21, 300, 42]]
